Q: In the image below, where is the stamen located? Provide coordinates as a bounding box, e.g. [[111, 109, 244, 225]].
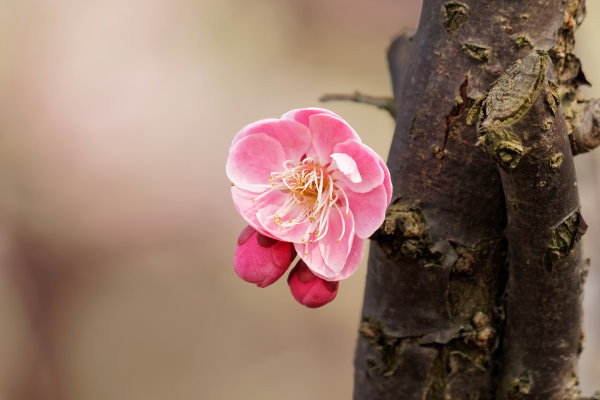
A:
[[334, 203, 346, 242], [263, 157, 350, 247]]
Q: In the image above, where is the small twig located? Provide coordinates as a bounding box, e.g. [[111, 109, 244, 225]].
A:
[[319, 91, 396, 119]]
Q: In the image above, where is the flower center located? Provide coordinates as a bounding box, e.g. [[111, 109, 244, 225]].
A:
[[254, 157, 350, 253]]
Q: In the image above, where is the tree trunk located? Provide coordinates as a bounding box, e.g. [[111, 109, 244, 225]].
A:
[[353, 0, 596, 399]]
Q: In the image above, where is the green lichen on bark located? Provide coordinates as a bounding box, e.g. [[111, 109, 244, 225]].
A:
[[478, 129, 525, 171], [549, 152, 564, 169], [546, 207, 586, 262], [441, 1, 469, 33], [461, 43, 491, 63], [466, 93, 487, 126], [546, 79, 561, 116], [469, 52, 555, 171], [542, 118, 554, 132], [481, 51, 548, 127], [514, 34, 533, 50]]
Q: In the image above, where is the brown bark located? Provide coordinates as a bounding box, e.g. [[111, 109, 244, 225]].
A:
[[353, 0, 594, 399], [472, 51, 586, 400]]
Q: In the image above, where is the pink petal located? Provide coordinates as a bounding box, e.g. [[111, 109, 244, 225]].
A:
[[281, 107, 342, 127], [231, 186, 284, 239], [332, 139, 384, 193], [335, 235, 365, 280], [345, 185, 388, 239], [330, 153, 361, 183], [226, 133, 286, 191], [309, 114, 361, 164], [317, 208, 355, 275], [287, 260, 339, 308], [234, 226, 295, 288], [294, 241, 337, 280], [379, 158, 393, 205], [231, 118, 311, 161], [296, 233, 364, 282], [256, 196, 311, 243]]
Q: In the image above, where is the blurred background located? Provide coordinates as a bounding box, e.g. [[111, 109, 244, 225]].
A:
[[0, 1, 597, 399]]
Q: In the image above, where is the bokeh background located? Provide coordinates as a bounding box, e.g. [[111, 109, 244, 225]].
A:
[[0, 1, 597, 399]]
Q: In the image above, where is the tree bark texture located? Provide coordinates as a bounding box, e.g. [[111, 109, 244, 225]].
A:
[[353, 1, 594, 399], [472, 51, 586, 399]]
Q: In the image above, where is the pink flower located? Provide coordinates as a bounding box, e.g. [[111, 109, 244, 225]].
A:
[[226, 108, 392, 281], [287, 261, 339, 308], [234, 225, 296, 288]]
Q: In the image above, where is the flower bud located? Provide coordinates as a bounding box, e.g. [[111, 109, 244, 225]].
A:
[[234, 226, 296, 287], [287, 261, 339, 308]]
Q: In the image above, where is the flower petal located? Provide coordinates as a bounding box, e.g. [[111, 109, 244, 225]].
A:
[[231, 186, 284, 239], [346, 185, 388, 239], [293, 209, 355, 281], [330, 152, 361, 183], [231, 118, 311, 161], [380, 158, 393, 205], [295, 241, 336, 279], [309, 114, 361, 163], [317, 207, 355, 275], [332, 139, 384, 193], [226, 133, 286, 191], [281, 107, 342, 127], [256, 196, 311, 243], [335, 235, 364, 280]]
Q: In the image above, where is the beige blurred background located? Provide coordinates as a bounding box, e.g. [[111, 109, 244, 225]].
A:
[[0, 1, 597, 399]]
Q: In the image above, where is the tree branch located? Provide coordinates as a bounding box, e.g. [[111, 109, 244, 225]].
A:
[[319, 92, 396, 119], [472, 51, 587, 399]]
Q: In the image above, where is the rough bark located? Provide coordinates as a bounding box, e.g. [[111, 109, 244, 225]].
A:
[[471, 51, 586, 399], [353, 0, 592, 399]]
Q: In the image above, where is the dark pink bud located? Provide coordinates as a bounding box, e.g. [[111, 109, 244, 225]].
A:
[[287, 261, 339, 308], [234, 226, 296, 288]]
